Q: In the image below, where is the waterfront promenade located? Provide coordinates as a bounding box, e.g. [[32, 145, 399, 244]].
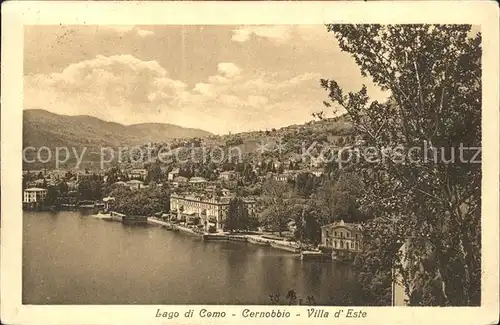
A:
[[145, 216, 304, 253]]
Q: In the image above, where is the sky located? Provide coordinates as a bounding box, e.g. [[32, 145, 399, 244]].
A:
[[24, 25, 389, 134]]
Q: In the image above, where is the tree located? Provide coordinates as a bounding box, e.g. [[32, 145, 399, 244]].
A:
[[317, 172, 365, 223], [64, 170, 74, 181], [110, 186, 170, 217], [105, 166, 121, 184], [261, 180, 291, 236], [293, 200, 322, 246], [295, 172, 317, 198], [44, 185, 59, 206], [147, 162, 163, 183], [58, 181, 69, 195], [77, 179, 102, 201], [321, 24, 481, 306], [226, 197, 254, 232]]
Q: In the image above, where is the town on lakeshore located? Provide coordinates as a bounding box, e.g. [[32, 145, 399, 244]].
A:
[[18, 23, 483, 308], [22, 147, 364, 262]]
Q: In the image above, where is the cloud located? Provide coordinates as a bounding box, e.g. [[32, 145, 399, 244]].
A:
[[105, 25, 135, 33], [24, 54, 185, 124], [24, 54, 383, 134], [232, 25, 290, 43], [217, 62, 242, 78], [193, 83, 215, 97], [101, 25, 154, 37]]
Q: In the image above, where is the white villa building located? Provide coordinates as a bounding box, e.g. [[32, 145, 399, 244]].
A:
[[320, 220, 362, 259], [23, 187, 48, 203], [169, 193, 256, 232]]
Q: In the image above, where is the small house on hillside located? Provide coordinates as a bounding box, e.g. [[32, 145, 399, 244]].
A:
[[127, 180, 144, 190], [168, 168, 180, 181], [129, 168, 148, 180], [102, 196, 115, 211], [219, 171, 236, 181]]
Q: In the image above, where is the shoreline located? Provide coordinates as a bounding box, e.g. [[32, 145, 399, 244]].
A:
[[146, 216, 306, 254], [64, 212, 337, 259]]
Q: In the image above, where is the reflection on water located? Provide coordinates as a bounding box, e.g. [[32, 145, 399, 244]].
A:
[[23, 211, 359, 305]]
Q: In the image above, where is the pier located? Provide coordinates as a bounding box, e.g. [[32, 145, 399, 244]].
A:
[[301, 250, 332, 261], [109, 211, 147, 225]]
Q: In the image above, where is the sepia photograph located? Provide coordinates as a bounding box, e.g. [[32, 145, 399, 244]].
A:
[[1, 1, 499, 325]]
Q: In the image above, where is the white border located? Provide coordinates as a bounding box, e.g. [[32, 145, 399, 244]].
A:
[[1, 1, 499, 325]]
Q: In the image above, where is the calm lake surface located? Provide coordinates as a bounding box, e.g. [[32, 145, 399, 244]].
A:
[[23, 211, 358, 305]]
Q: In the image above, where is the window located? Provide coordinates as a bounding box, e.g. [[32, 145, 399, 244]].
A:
[[334, 241, 337, 248], [355, 234, 358, 239], [334, 231, 337, 237]]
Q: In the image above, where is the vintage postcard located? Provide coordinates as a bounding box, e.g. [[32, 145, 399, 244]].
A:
[[1, 1, 499, 324]]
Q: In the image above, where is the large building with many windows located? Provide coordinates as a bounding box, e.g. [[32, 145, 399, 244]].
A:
[[170, 193, 256, 232], [320, 220, 362, 259], [23, 187, 48, 203]]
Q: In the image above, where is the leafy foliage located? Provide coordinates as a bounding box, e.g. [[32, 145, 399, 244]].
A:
[[225, 197, 258, 232], [322, 24, 481, 306], [110, 185, 170, 217], [292, 201, 322, 245], [77, 179, 102, 201], [260, 179, 293, 236]]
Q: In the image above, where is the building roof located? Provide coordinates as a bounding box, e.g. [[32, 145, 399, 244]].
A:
[[189, 177, 207, 183], [321, 220, 362, 232], [169, 168, 180, 174], [24, 187, 47, 192], [127, 180, 144, 184], [131, 168, 147, 173]]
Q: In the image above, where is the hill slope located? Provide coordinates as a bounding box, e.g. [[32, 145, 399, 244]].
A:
[[22, 109, 353, 170], [23, 109, 212, 149], [23, 109, 212, 168]]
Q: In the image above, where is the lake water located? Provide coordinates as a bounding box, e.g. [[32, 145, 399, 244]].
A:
[[23, 211, 360, 305]]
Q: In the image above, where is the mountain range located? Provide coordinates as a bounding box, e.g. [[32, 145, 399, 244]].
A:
[[23, 109, 353, 170], [23, 109, 213, 149]]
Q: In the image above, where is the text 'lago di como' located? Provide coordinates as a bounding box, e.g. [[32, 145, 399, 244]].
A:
[[155, 308, 368, 319]]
